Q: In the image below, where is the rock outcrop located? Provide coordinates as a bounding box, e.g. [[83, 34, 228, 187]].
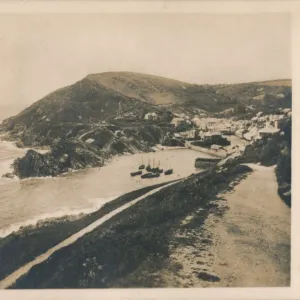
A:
[[13, 150, 53, 178], [13, 140, 105, 179], [12, 125, 163, 179], [1, 172, 15, 179]]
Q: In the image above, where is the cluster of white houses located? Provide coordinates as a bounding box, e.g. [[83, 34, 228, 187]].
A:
[[235, 110, 291, 141], [169, 109, 291, 144], [144, 112, 158, 121], [174, 129, 227, 145]]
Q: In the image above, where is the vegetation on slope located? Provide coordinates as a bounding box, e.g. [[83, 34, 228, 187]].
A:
[[10, 164, 252, 288], [0, 72, 292, 148], [0, 181, 176, 281], [12, 125, 162, 178], [240, 116, 291, 206]]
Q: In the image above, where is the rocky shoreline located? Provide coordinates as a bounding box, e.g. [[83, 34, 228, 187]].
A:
[[1, 124, 165, 179]]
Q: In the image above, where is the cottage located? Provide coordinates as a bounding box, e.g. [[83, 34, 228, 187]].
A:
[[177, 130, 196, 139], [191, 117, 201, 127], [144, 112, 158, 121], [170, 117, 185, 127], [259, 126, 280, 137], [114, 130, 123, 137], [203, 132, 213, 142], [276, 93, 285, 99], [282, 108, 291, 114]]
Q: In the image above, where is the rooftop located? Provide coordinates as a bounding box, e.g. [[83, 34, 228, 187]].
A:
[[259, 127, 280, 134]]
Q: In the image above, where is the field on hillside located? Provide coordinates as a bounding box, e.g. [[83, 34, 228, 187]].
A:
[[254, 79, 292, 87]]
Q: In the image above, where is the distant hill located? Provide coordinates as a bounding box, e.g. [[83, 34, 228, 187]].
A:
[[0, 71, 292, 146], [253, 79, 291, 87], [86, 72, 194, 105]]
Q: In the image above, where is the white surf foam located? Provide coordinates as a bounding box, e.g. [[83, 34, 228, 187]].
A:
[[0, 195, 119, 238]]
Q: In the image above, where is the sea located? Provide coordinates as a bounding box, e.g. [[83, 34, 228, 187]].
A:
[[0, 136, 213, 238]]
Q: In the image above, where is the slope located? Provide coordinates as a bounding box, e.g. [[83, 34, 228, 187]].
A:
[[0, 72, 292, 147]]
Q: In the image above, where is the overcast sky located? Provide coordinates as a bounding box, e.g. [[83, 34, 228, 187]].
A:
[[0, 13, 291, 118]]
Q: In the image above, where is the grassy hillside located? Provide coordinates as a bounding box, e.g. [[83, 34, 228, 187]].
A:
[[10, 164, 252, 288], [254, 79, 292, 87], [0, 72, 292, 147]]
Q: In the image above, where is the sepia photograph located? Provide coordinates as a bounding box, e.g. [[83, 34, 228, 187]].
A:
[[0, 10, 292, 291]]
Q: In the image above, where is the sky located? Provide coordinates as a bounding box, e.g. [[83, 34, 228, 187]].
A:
[[0, 13, 291, 119]]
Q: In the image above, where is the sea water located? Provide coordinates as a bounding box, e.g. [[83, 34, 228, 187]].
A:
[[0, 140, 213, 237]]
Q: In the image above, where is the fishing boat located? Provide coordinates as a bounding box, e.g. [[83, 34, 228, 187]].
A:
[[164, 169, 173, 175], [164, 163, 173, 175], [157, 161, 163, 173], [152, 161, 163, 173], [139, 157, 145, 170], [146, 158, 152, 172], [141, 172, 160, 179], [130, 170, 143, 177]]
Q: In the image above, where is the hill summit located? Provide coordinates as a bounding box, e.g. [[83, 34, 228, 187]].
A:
[[0, 71, 291, 147]]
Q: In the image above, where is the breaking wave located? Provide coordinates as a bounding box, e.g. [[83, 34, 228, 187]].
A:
[[0, 195, 119, 238]]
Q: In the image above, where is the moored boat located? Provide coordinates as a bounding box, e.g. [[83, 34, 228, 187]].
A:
[[151, 161, 163, 174], [130, 170, 143, 176], [139, 157, 145, 170], [141, 172, 160, 179], [146, 158, 152, 171], [164, 169, 173, 175], [157, 161, 163, 173]]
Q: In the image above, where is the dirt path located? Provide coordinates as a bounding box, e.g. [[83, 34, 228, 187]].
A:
[[163, 163, 291, 287], [0, 180, 180, 289]]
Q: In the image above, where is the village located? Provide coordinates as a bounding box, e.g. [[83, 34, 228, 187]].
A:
[[157, 107, 292, 158], [97, 99, 292, 160]]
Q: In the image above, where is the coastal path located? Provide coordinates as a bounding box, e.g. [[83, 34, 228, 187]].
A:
[[0, 180, 180, 289], [165, 163, 291, 287]]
